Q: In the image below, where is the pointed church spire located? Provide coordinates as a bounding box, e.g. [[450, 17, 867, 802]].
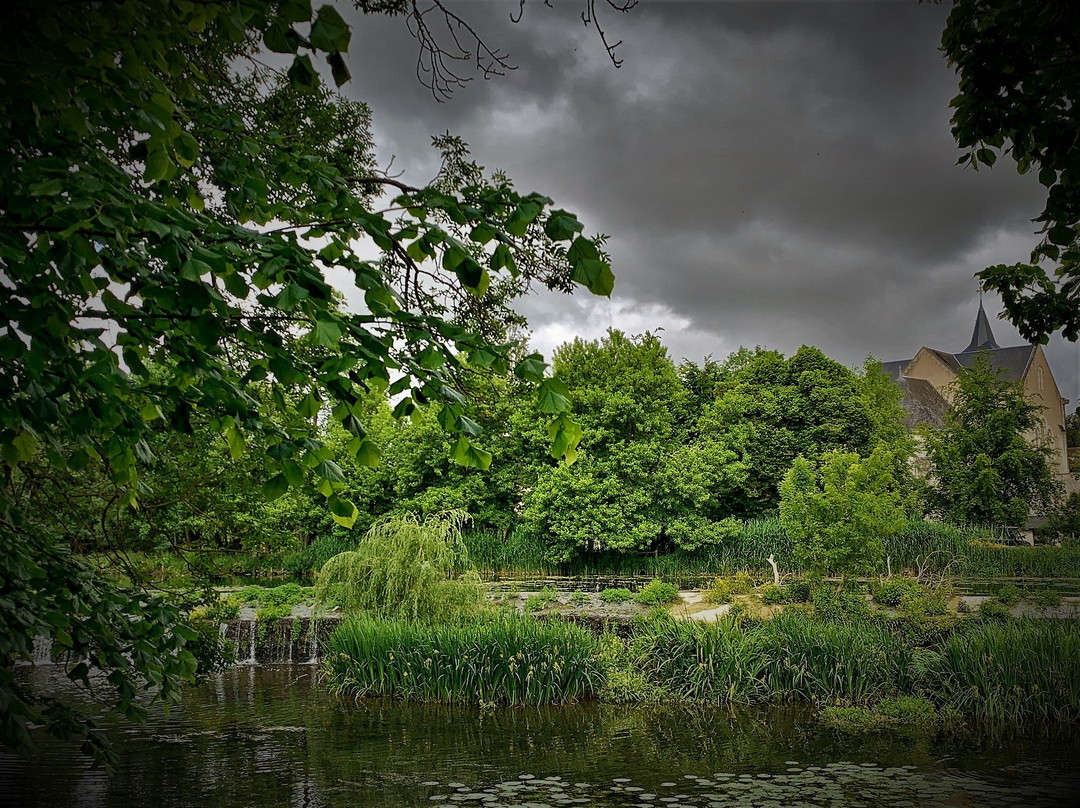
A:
[[962, 299, 1000, 352]]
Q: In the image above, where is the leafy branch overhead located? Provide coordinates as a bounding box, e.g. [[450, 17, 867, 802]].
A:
[[0, 0, 612, 514], [0, 0, 613, 760], [942, 0, 1080, 342]]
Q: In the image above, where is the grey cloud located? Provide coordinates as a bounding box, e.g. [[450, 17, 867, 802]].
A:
[[333, 1, 1079, 406]]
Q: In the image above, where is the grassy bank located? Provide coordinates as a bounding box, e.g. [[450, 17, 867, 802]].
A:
[[464, 518, 1080, 582], [324, 609, 1080, 725], [326, 613, 600, 705]]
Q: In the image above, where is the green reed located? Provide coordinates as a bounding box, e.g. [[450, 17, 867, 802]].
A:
[[326, 613, 601, 705], [931, 618, 1080, 722]]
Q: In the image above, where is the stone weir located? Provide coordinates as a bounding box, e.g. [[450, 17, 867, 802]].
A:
[[220, 615, 341, 665]]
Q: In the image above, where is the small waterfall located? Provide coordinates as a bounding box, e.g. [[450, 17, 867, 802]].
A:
[[32, 635, 54, 665], [218, 616, 337, 666]]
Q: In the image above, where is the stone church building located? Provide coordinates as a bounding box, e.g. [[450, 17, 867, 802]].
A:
[[882, 302, 1076, 534]]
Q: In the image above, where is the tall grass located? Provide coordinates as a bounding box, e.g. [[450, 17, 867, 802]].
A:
[[326, 613, 600, 705], [627, 612, 913, 705], [470, 517, 1080, 581], [931, 619, 1080, 722]]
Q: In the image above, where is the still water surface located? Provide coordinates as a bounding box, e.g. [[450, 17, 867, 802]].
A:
[[3, 666, 1079, 808]]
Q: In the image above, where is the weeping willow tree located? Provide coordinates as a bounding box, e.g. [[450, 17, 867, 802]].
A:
[[315, 511, 483, 622]]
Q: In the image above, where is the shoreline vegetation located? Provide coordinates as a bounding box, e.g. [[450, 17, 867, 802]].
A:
[[278, 513, 1080, 733], [323, 608, 1080, 729], [91, 516, 1080, 587]]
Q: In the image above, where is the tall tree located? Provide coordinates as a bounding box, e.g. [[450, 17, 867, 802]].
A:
[[942, 0, 1080, 341], [923, 355, 1061, 526], [0, 0, 611, 761]]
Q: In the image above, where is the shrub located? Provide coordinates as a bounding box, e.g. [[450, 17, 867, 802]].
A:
[[978, 599, 1013, 621], [255, 602, 291, 622], [703, 577, 732, 604], [993, 583, 1022, 608], [570, 590, 590, 606], [758, 583, 786, 605], [524, 595, 546, 613], [1032, 588, 1062, 611], [784, 579, 811, 603], [811, 587, 870, 622], [870, 577, 923, 608], [635, 579, 679, 606], [599, 587, 633, 604]]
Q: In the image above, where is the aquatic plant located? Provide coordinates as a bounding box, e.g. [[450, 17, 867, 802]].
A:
[[326, 613, 600, 705], [931, 618, 1080, 722]]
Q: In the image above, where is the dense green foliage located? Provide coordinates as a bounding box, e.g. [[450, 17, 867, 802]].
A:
[[325, 606, 1080, 723], [780, 447, 907, 581], [0, 0, 613, 760], [326, 613, 600, 705], [924, 356, 1060, 525], [315, 512, 482, 621], [943, 0, 1080, 341]]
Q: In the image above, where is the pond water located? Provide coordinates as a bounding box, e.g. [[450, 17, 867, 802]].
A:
[[3, 667, 1079, 808]]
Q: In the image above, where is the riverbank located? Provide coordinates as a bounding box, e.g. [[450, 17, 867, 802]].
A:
[[325, 607, 1080, 726]]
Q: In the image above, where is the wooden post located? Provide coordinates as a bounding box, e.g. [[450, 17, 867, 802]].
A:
[[766, 554, 780, 587]]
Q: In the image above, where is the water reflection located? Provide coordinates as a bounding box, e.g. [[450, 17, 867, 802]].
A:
[[2, 666, 1078, 807]]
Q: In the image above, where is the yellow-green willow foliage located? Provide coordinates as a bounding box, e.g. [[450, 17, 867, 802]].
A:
[[315, 511, 483, 622]]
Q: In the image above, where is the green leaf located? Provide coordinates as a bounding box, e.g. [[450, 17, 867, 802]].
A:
[[144, 143, 174, 182], [311, 317, 342, 347], [327, 493, 358, 528], [287, 54, 319, 93], [309, 5, 351, 53], [456, 415, 483, 436], [313, 459, 346, 483], [544, 210, 584, 241], [537, 378, 572, 414], [225, 426, 245, 460], [450, 436, 492, 470], [328, 52, 351, 87], [354, 439, 381, 468], [514, 353, 547, 382], [264, 23, 298, 54], [173, 131, 199, 167], [262, 472, 289, 501], [505, 201, 542, 237]]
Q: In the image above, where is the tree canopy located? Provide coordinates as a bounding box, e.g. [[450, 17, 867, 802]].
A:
[[923, 355, 1061, 526], [0, 0, 613, 762], [942, 0, 1080, 342]]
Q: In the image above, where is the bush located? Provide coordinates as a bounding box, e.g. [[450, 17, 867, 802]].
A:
[[1032, 588, 1062, 611], [599, 587, 633, 604], [784, 579, 811, 603], [811, 587, 870, 622], [635, 579, 679, 606], [524, 595, 546, 613], [869, 577, 923, 608], [993, 583, 1022, 608], [570, 590, 590, 606], [978, 599, 1013, 621], [758, 583, 786, 605], [703, 577, 732, 604]]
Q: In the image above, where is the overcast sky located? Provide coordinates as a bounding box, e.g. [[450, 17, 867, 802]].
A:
[[335, 0, 1079, 410]]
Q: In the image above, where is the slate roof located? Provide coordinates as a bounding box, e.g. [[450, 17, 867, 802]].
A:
[[963, 301, 1001, 352], [896, 377, 948, 429], [952, 345, 1034, 382], [881, 305, 1036, 429]]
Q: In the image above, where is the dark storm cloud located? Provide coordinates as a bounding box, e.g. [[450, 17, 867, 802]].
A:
[[337, 1, 1078, 404]]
